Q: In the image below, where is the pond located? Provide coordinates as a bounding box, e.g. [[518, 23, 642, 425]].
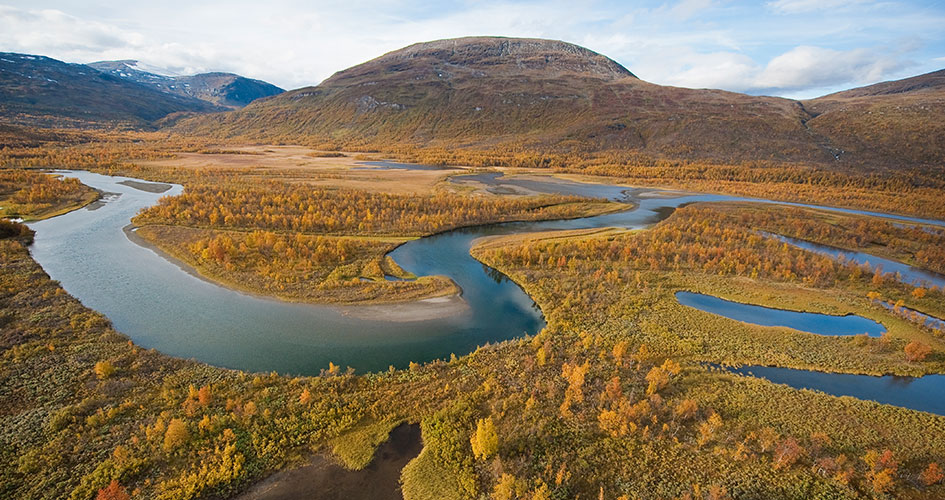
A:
[[676, 291, 886, 337]]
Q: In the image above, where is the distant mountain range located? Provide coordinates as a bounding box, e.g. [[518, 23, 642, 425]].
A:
[[87, 60, 283, 108], [0, 53, 282, 128], [3, 38, 943, 171], [176, 37, 945, 170]]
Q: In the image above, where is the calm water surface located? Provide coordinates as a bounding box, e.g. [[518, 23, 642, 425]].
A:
[[676, 291, 886, 337], [29, 171, 716, 375], [25, 170, 945, 415], [766, 233, 945, 289], [728, 365, 945, 416]]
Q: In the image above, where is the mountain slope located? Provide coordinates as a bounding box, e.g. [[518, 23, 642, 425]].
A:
[[176, 37, 832, 164], [803, 70, 945, 166], [88, 60, 284, 107], [175, 37, 945, 169], [0, 53, 222, 128]]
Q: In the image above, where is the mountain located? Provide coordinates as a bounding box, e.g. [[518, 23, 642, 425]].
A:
[[0, 53, 222, 128], [802, 70, 945, 166], [88, 60, 284, 108], [175, 37, 945, 169]]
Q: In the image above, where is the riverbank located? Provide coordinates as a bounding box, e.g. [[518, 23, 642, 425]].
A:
[[0, 169, 100, 221], [129, 224, 462, 308], [470, 207, 945, 378], [127, 197, 628, 309]]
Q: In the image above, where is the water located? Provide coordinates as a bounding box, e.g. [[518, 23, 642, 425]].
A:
[[728, 365, 945, 416], [452, 173, 945, 228], [352, 160, 455, 171], [25, 170, 945, 415], [676, 291, 886, 337], [451, 172, 637, 199], [878, 302, 945, 332], [767, 233, 945, 289], [29, 171, 718, 375]]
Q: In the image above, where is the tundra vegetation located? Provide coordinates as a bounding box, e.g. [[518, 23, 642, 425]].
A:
[[2, 148, 945, 499], [128, 173, 623, 303]]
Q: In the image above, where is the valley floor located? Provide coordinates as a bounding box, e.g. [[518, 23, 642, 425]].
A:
[[3, 146, 945, 499]]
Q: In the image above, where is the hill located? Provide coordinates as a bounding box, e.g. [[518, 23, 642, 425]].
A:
[[88, 60, 284, 108], [175, 37, 945, 170], [803, 70, 945, 167], [0, 53, 223, 128]]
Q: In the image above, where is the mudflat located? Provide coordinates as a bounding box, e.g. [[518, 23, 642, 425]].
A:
[[339, 294, 470, 322], [117, 179, 173, 193]]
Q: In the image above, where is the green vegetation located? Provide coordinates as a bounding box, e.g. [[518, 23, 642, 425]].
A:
[[717, 203, 945, 275], [134, 225, 458, 304], [4, 34, 945, 500], [331, 419, 403, 469]]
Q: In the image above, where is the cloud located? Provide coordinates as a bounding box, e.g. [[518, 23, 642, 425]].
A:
[[662, 52, 760, 90], [0, 6, 141, 55], [753, 45, 912, 91], [667, 0, 716, 21], [766, 0, 873, 14], [647, 44, 915, 96]]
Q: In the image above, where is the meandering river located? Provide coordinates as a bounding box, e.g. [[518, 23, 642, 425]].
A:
[[26, 169, 945, 415]]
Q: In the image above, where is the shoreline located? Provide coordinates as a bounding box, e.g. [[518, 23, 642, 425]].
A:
[[123, 223, 471, 321], [120, 197, 630, 318]]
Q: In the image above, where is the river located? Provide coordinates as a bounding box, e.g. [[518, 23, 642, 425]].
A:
[[25, 169, 945, 415]]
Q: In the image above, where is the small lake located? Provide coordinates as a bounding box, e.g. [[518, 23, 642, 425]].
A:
[[766, 233, 945, 289], [727, 365, 945, 416], [676, 291, 886, 337]]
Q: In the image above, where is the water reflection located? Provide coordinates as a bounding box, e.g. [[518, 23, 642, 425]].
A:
[[677, 291, 886, 337]]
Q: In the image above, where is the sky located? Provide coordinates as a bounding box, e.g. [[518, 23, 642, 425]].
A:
[[1, 0, 944, 98]]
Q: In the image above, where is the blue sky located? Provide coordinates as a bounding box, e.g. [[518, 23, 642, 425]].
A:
[[1, 0, 943, 98]]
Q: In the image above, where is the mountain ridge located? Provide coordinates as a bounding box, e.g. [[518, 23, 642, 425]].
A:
[[88, 60, 284, 108], [0, 52, 223, 128], [175, 37, 942, 169]]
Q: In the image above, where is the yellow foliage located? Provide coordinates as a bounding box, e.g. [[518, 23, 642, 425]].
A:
[[470, 417, 498, 460], [163, 418, 189, 452]]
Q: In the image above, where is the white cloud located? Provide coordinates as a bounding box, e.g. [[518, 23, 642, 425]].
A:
[[0, 6, 140, 55], [766, 0, 872, 14], [754, 45, 911, 91], [667, 0, 716, 21], [664, 52, 760, 90]]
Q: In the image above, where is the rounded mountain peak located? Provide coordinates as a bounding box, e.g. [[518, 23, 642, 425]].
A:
[[322, 36, 636, 86]]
